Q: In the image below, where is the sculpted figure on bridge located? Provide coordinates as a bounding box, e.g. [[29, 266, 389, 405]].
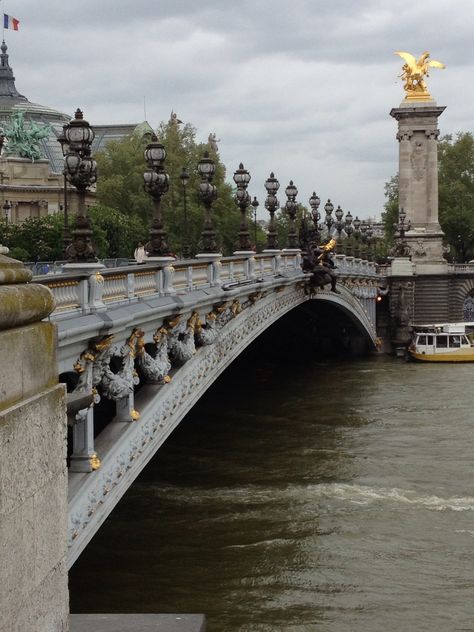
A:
[[195, 311, 219, 346], [168, 312, 200, 365], [395, 51, 445, 100], [136, 327, 172, 384], [303, 238, 340, 294]]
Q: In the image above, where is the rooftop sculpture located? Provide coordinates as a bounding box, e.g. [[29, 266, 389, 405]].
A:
[[2, 110, 51, 160], [395, 51, 445, 101]]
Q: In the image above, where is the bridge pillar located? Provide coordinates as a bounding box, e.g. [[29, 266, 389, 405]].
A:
[[0, 249, 69, 630], [390, 101, 446, 263]]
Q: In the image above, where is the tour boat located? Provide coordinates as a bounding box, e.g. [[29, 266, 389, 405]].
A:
[[408, 322, 474, 362]]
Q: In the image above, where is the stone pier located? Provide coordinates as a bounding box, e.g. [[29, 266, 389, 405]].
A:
[[390, 100, 446, 264], [0, 249, 69, 631]]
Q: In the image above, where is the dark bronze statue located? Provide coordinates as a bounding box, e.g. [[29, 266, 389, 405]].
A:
[[302, 238, 340, 293]]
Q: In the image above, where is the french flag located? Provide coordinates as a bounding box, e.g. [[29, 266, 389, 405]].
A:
[[3, 14, 20, 30]]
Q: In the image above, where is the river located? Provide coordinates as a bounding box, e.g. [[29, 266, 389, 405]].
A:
[[70, 337, 474, 631]]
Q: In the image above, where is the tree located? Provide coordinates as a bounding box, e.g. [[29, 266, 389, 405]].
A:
[[87, 205, 148, 259], [95, 134, 153, 222], [0, 214, 64, 261], [438, 133, 474, 261], [94, 119, 244, 256], [381, 133, 474, 261], [381, 175, 399, 242]]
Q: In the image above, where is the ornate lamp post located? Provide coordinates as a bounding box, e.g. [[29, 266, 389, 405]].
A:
[[395, 207, 411, 240], [391, 207, 412, 257], [264, 172, 280, 250], [63, 109, 97, 262], [334, 205, 344, 237], [180, 166, 191, 258], [324, 199, 334, 236], [233, 162, 252, 252], [309, 191, 321, 244], [57, 124, 71, 256], [3, 199, 11, 224], [284, 181, 298, 249], [344, 210, 354, 237], [197, 152, 218, 253], [344, 210, 354, 256], [353, 215, 361, 234], [143, 135, 171, 257], [366, 222, 374, 261], [251, 196, 259, 250]]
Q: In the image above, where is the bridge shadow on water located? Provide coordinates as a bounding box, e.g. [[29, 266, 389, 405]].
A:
[[69, 301, 374, 629]]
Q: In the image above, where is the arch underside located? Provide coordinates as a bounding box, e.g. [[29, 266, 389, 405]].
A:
[[68, 285, 376, 567]]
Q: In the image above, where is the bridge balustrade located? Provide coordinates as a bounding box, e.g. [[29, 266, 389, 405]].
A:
[[36, 252, 380, 318]]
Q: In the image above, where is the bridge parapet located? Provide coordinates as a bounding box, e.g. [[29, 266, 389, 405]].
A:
[[37, 252, 380, 317]]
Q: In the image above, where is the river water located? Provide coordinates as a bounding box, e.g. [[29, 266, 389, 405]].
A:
[[70, 337, 474, 631]]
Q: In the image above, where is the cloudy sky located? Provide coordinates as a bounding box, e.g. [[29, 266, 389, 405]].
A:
[[6, 0, 473, 219]]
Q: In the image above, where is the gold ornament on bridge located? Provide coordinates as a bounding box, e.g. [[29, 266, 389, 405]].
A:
[[395, 51, 445, 101]]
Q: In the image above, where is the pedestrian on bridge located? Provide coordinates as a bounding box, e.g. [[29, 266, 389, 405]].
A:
[[134, 242, 147, 264]]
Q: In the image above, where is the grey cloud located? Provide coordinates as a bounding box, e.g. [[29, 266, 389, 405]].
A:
[[5, 0, 473, 217]]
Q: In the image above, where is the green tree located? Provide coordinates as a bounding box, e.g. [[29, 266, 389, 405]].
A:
[[0, 214, 64, 261], [87, 205, 148, 259], [381, 175, 399, 242], [438, 133, 474, 261], [95, 134, 153, 222], [381, 133, 474, 261], [94, 119, 244, 256]]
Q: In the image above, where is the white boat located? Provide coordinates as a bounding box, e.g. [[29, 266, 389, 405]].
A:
[[408, 322, 474, 362]]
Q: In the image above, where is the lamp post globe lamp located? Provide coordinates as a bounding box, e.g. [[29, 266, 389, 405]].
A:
[[334, 204, 344, 237], [353, 215, 361, 236], [3, 199, 11, 224], [264, 172, 280, 250], [143, 135, 171, 257], [344, 210, 354, 236], [324, 198, 334, 235], [251, 196, 259, 251], [284, 180, 298, 249], [62, 109, 98, 262], [309, 191, 320, 223], [233, 162, 252, 252], [180, 167, 191, 259], [197, 152, 219, 254]]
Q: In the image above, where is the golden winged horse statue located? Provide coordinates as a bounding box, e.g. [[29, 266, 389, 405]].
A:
[[395, 51, 445, 100]]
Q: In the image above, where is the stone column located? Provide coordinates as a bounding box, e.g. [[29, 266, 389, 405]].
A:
[[390, 102, 446, 262], [0, 249, 69, 631]]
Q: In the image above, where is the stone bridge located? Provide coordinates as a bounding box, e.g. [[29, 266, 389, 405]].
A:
[[38, 251, 381, 566]]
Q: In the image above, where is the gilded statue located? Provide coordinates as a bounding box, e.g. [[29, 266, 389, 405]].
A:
[[395, 51, 445, 100]]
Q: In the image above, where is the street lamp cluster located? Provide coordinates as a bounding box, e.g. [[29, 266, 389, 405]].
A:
[[57, 108, 378, 263], [59, 109, 97, 262]]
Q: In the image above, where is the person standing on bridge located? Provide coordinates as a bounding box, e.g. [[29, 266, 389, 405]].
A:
[[134, 242, 147, 264]]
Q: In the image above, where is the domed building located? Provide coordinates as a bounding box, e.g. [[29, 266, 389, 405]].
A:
[[0, 41, 151, 224]]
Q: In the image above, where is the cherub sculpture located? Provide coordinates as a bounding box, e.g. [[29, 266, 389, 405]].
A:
[[395, 51, 445, 99]]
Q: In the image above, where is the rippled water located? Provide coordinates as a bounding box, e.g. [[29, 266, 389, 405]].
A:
[[70, 353, 474, 631]]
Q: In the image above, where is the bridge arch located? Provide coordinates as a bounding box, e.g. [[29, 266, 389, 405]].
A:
[[67, 283, 377, 566]]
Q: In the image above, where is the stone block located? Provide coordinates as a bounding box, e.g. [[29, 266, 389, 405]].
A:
[[0, 497, 35, 624], [4, 560, 69, 632], [0, 322, 58, 411], [33, 472, 68, 586], [0, 384, 66, 516]]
